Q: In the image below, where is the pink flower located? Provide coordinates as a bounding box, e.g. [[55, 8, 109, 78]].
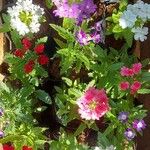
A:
[[130, 81, 141, 94], [132, 63, 142, 75], [120, 67, 134, 77], [119, 81, 130, 90], [77, 87, 110, 120]]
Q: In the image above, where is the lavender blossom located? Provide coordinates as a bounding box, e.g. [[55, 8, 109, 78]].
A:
[[0, 131, 4, 138], [124, 128, 135, 140], [118, 112, 129, 123], [90, 32, 101, 43], [76, 30, 89, 45], [133, 119, 146, 132]]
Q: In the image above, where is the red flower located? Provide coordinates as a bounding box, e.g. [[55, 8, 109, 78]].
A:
[[38, 54, 49, 65], [22, 146, 33, 150], [24, 60, 35, 74], [22, 38, 32, 50], [13, 49, 24, 58], [3, 144, 15, 150], [34, 44, 44, 54]]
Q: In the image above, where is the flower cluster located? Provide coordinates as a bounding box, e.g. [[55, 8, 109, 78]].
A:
[[119, 0, 150, 41], [118, 111, 146, 140], [7, 0, 44, 35], [53, 0, 96, 24], [119, 63, 142, 94], [14, 38, 49, 74], [76, 22, 103, 45], [77, 87, 110, 120]]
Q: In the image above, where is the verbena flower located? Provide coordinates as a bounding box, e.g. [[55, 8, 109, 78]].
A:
[[34, 44, 45, 54], [130, 81, 141, 94], [118, 112, 129, 123], [3, 144, 15, 150], [132, 63, 142, 75], [119, 10, 137, 29], [76, 30, 90, 45], [22, 38, 32, 50], [38, 55, 49, 65], [14, 49, 24, 58], [22, 146, 33, 150], [119, 81, 130, 91], [131, 27, 148, 42], [77, 87, 110, 120], [133, 119, 146, 132], [7, 0, 44, 36], [53, 0, 96, 24], [120, 66, 134, 77], [124, 128, 135, 140], [24, 60, 35, 74]]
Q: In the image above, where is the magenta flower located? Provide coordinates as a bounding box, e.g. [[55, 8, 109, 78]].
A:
[[132, 63, 142, 75], [120, 66, 134, 77], [124, 128, 135, 140], [133, 120, 146, 132], [118, 112, 129, 123], [90, 32, 101, 44], [76, 30, 89, 45], [77, 87, 110, 120], [119, 81, 130, 91], [130, 81, 141, 94]]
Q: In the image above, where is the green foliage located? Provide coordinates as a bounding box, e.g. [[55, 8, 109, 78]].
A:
[[50, 130, 89, 150]]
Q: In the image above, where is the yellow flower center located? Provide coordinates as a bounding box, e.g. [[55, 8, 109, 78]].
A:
[[19, 11, 32, 26], [89, 100, 97, 110]]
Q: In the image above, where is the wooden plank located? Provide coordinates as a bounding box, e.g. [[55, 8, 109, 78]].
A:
[[0, 0, 5, 81]]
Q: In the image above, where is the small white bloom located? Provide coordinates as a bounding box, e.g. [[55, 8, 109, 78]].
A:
[[7, 0, 44, 36], [93, 145, 116, 150], [119, 10, 137, 29], [131, 27, 148, 42]]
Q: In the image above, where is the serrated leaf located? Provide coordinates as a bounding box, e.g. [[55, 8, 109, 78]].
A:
[[36, 90, 52, 104], [36, 36, 48, 44], [138, 89, 150, 94], [62, 77, 72, 86], [50, 24, 74, 42]]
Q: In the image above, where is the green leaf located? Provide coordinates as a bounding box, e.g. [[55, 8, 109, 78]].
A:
[[68, 88, 83, 97], [0, 23, 11, 33], [10, 30, 22, 48], [76, 53, 90, 70], [54, 38, 67, 48], [62, 77, 72, 86], [138, 89, 150, 94], [74, 123, 86, 136], [112, 24, 123, 33], [63, 18, 75, 30], [36, 90, 52, 104], [0, 81, 10, 93], [123, 29, 134, 47], [50, 24, 74, 42], [36, 36, 48, 44], [108, 62, 124, 71], [45, 0, 53, 8]]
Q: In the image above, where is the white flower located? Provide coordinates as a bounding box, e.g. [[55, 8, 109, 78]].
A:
[[119, 10, 137, 29], [131, 27, 148, 42], [7, 0, 44, 36]]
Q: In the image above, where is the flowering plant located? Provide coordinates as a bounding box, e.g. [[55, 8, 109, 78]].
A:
[[0, 0, 150, 149]]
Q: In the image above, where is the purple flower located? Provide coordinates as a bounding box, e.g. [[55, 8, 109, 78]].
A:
[[90, 32, 101, 43], [95, 22, 102, 31], [118, 112, 129, 123], [0, 108, 4, 117], [53, 0, 96, 24], [0, 131, 4, 138], [76, 30, 89, 45], [133, 120, 146, 132], [124, 128, 135, 140]]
